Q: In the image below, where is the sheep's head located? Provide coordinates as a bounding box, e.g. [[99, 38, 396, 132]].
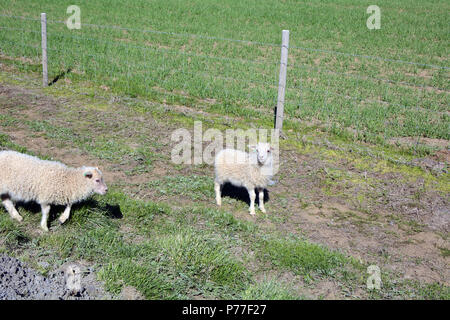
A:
[[83, 167, 108, 195], [250, 142, 273, 165]]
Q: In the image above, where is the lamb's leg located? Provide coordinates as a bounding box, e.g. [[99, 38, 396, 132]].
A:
[[1, 196, 23, 222], [248, 189, 256, 215], [58, 205, 71, 224], [258, 189, 266, 213], [214, 182, 222, 206], [40, 203, 51, 232]]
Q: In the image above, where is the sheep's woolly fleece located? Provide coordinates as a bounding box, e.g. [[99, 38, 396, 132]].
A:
[[214, 145, 273, 189], [0, 150, 101, 205]]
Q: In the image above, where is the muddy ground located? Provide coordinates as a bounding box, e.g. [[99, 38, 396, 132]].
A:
[[0, 254, 111, 300]]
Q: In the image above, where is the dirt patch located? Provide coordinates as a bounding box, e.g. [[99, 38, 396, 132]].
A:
[[0, 54, 38, 65], [388, 137, 449, 149], [121, 285, 145, 300], [433, 149, 450, 164], [267, 147, 450, 286]]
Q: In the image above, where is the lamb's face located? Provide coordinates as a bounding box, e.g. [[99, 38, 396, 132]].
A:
[[83, 167, 108, 195], [254, 143, 272, 165]]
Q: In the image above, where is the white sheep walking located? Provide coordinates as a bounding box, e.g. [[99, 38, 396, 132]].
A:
[[0, 150, 108, 231], [214, 143, 274, 215]]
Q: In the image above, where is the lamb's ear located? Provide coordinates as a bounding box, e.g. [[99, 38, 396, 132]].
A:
[[84, 171, 93, 179], [249, 145, 257, 152]]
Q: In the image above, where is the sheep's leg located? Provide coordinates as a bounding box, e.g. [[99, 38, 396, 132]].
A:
[[214, 182, 222, 206], [1, 196, 23, 222], [258, 189, 266, 213], [40, 203, 51, 232], [248, 189, 256, 215], [58, 205, 71, 224]]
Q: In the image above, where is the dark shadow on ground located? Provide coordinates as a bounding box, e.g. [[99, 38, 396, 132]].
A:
[[15, 198, 123, 221], [220, 182, 269, 206], [48, 68, 72, 86]]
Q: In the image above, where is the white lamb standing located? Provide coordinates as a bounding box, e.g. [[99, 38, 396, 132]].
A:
[[214, 142, 274, 215], [0, 150, 108, 231]]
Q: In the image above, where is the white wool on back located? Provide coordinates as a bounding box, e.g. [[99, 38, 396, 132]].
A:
[[0, 150, 95, 205]]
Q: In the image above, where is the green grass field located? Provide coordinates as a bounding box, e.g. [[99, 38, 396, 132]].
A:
[[0, 0, 448, 300], [0, 0, 448, 149]]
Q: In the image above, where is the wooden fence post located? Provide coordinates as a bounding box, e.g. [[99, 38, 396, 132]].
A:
[[41, 13, 48, 87], [275, 30, 289, 131]]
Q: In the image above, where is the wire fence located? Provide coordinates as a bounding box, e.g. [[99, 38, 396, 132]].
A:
[[0, 13, 448, 147]]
